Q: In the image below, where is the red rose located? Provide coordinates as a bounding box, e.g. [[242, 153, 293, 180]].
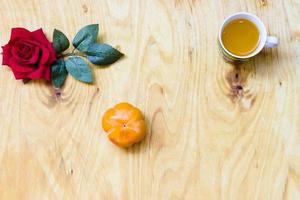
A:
[[2, 28, 57, 81]]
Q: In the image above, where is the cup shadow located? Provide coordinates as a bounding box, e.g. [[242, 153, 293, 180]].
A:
[[224, 47, 280, 80]]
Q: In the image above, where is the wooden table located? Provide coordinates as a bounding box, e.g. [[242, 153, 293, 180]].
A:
[[0, 0, 299, 199]]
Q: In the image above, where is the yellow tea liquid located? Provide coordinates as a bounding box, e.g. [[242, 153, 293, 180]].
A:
[[221, 19, 260, 56]]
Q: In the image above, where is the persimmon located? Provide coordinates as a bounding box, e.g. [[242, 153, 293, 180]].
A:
[[102, 102, 146, 148]]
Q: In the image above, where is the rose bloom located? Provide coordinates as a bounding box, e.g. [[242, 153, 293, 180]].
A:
[[2, 28, 56, 81]]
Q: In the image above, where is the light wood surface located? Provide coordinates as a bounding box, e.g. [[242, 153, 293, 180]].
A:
[[0, 0, 300, 199]]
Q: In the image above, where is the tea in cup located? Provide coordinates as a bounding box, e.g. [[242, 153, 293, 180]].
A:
[[218, 12, 278, 61]]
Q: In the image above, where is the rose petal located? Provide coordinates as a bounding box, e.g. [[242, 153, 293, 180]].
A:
[[20, 40, 51, 65], [48, 44, 57, 64], [9, 41, 41, 66], [44, 67, 51, 81], [23, 46, 40, 64], [22, 47, 35, 60], [32, 29, 51, 46], [4, 28, 57, 81], [42, 42, 57, 65], [11, 42, 32, 59], [39, 46, 50, 65], [10, 68, 29, 80], [47, 54, 57, 66], [9, 58, 36, 72], [10, 28, 31, 41], [17, 45, 40, 65], [27, 65, 50, 80], [2, 44, 12, 65], [28, 30, 57, 61], [22, 38, 57, 65]]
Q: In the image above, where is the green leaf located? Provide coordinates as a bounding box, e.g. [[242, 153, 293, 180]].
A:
[[72, 24, 99, 52], [86, 43, 123, 65], [53, 29, 70, 54], [51, 58, 68, 87], [65, 56, 93, 83]]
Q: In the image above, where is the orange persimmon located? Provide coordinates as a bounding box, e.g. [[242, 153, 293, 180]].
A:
[[102, 102, 146, 148]]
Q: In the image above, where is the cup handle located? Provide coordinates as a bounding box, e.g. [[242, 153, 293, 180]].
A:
[[265, 36, 279, 48]]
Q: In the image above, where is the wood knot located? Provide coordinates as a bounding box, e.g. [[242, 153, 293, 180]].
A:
[[82, 4, 88, 13], [225, 64, 256, 110], [187, 21, 192, 28], [260, 0, 267, 6], [55, 90, 61, 98], [235, 73, 239, 79], [226, 65, 244, 102], [188, 47, 193, 63], [230, 84, 244, 101], [47, 87, 63, 105], [291, 32, 300, 42], [235, 85, 243, 92], [54, 88, 62, 99], [159, 86, 164, 95]]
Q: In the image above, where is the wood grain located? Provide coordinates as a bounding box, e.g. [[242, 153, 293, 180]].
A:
[[0, 0, 300, 199]]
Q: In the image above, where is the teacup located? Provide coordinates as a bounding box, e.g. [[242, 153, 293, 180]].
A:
[[218, 12, 278, 61]]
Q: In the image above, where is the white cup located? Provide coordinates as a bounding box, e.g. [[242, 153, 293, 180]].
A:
[[218, 12, 278, 61]]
